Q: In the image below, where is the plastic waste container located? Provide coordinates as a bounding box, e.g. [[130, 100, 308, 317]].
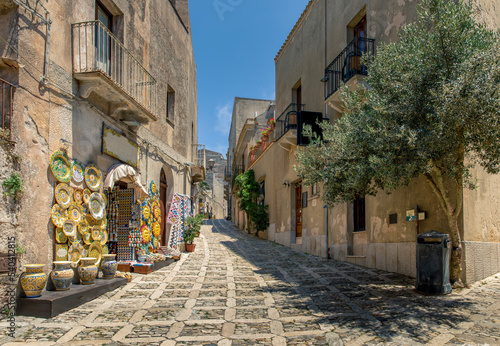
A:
[[416, 230, 452, 294]]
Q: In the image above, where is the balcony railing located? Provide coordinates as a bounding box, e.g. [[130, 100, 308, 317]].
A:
[[325, 37, 375, 100], [275, 103, 304, 141], [0, 78, 15, 141], [72, 21, 157, 116], [250, 130, 275, 165]]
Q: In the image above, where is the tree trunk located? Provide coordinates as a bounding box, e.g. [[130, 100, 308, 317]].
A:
[[447, 214, 463, 284]]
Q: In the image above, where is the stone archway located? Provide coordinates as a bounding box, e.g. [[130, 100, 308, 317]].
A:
[[160, 165, 174, 246]]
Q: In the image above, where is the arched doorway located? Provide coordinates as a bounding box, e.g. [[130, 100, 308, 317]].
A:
[[160, 168, 168, 246]]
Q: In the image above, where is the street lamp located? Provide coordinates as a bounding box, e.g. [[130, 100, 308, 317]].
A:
[[208, 159, 215, 170]]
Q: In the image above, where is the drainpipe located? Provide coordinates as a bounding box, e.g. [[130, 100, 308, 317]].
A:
[[324, 0, 330, 260]]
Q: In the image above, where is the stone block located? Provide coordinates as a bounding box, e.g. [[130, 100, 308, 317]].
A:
[[375, 243, 386, 272], [386, 243, 398, 273], [366, 243, 376, 269], [397, 243, 412, 277]]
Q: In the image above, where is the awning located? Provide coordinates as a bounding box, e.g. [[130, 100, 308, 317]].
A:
[[103, 164, 149, 198]]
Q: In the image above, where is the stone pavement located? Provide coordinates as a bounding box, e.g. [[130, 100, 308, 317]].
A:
[[2, 219, 500, 345]]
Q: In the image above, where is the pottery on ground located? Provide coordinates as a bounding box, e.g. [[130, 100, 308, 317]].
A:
[[20, 264, 47, 298], [186, 244, 196, 252], [77, 257, 98, 285], [101, 254, 117, 279], [50, 261, 74, 291]]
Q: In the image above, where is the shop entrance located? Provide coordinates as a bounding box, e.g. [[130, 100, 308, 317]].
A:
[[160, 168, 168, 246]]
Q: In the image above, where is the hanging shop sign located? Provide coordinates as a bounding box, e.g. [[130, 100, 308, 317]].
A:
[[102, 124, 139, 168]]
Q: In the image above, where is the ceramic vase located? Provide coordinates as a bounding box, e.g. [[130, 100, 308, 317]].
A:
[[78, 257, 98, 285], [20, 264, 47, 298], [50, 261, 74, 291], [101, 254, 117, 279]]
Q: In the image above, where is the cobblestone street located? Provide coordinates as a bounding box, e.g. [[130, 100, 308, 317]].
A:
[[2, 219, 500, 345]]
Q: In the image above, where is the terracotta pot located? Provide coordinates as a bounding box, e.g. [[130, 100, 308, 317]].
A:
[[20, 264, 47, 298], [78, 257, 98, 285], [50, 261, 74, 291], [186, 244, 196, 252], [101, 254, 117, 279]]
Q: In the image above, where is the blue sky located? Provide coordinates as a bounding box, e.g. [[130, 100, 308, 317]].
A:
[[189, 0, 310, 157]]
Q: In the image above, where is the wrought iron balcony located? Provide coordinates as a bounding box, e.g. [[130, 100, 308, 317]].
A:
[[0, 78, 15, 142], [275, 103, 323, 148], [72, 21, 157, 125], [324, 37, 375, 101], [275, 103, 304, 141]]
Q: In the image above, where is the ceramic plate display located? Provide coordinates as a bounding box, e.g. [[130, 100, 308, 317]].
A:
[[82, 231, 92, 245], [71, 160, 85, 183], [153, 205, 161, 220], [100, 230, 108, 246], [51, 204, 68, 228], [83, 189, 91, 205], [153, 237, 159, 248], [86, 214, 95, 227], [68, 242, 83, 263], [62, 219, 77, 238], [142, 205, 150, 220], [78, 218, 89, 234], [94, 217, 107, 229], [50, 150, 72, 183], [69, 204, 83, 223], [102, 244, 109, 255], [55, 228, 68, 244], [152, 222, 161, 237], [100, 192, 107, 206], [82, 246, 88, 257], [89, 193, 105, 220], [55, 183, 73, 208], [55, 244, 69, 261], [150, 181, 157, 195], [88, 241, 102, 265], [84, 164, 103, 192], [73, 189, 83, 205], [141, 225, 151, 243], [92, 227, 103, 241]]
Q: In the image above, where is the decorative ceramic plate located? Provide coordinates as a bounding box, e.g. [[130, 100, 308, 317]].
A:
[[89, 193, 105, 220], [55, 227, 68, 244], [92, 227, 103, 241], [83, 189, 91, 205], [152, 222, 161, 237], [153, 237, 159, 248], [82, 231, 92, 245], [69, 242, 83, 263], [72, 160, 85, 183], [50, 150, 72, 183], [78, 218, 89, 234], [100, 230, 108, 245], [84, 164, 102, 192], [88, 241, 102, 265], [69, 204, 83, 223], [82, 246, 88, 257], [81, 204, 88, 214], [143, 205, 151, 220], [86, 214, 95, 227], [94, 217, 107, 229], [141, 225, 151, 243], [102, 244, 109, 255], [153, 205, 161, 220], [51, 204, 68, 228], [62, 219, 77, 238], [100, 192, 107, 206], [73, 189, 83, 205], [150, 181, 157, 195], [55, 244, 69, 261], [55, 183, 73, 208]]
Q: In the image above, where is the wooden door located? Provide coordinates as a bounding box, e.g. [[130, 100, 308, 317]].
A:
[[295, 183, 302, 238], [160, 169, 168, 246]]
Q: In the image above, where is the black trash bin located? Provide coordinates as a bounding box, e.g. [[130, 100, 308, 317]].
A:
[[416, 230, 452, 294]]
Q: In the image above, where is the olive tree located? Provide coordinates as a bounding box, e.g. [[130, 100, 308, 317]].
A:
[[295, 0, 500, 284]]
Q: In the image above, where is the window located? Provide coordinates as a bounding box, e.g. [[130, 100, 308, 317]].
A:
[[312, 184, 318, 195], [95, 1, 113, 74], [166, 85, 175, 121], [0, 78, 15, 141], [302, 191, 308, 208], [353, 195, 365, 231]]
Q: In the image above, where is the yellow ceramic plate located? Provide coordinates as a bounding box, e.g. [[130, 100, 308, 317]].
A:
[[71, 160, 85, 183], [69, 204, 83, 223], [68, 242, 83, 263], [78, 218, 89, 234], [141, 225, 151, 243], [55, 183, 73, 208], [55, 244, 69, 261], [51, 204, 68, 228], [82, 231, 92, 245], [89, 192, 105, 220], [84, 164, 102, 192], [50, 150, 72, 183], [55, 227, 67, 244], [73, 189, 83, 205], [88, 241, 102, 265], [83, 189, 91, 205], [100, 230, 108, 245], [152, 222, 161, 237], [62, 219, 77, 238], [102, 244, 109, 255]]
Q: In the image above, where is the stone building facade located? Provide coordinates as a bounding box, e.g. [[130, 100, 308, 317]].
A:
[[0, 0, 199, 270], [203, 149, 227, 219], [235, 0, 500, 284]]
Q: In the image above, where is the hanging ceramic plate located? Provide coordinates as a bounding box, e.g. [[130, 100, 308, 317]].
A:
[[141, 225, 151, 243], [94, 217, 107, 229], [150, 181, 157, 195], [73, 189, 83, 205], [81, 204, 88, 214], [55, 244, 69, 261], [86, 213, 95, 227], [89, 193, 105, 220], [100, 230, 108, 246], [69, 242, 83, 263], [69, 204, 83, 223], [153, 237, 159, 248], [82, 231, 92, 245], [102, 244, 109, 255], [82, 246, 88, 257], [88, 241, 102, 265], [83, 189, 91, 205], [152, 205, 161, 220], [92, 227, 103, 241], [100, 192, 107, 206], [72, 160, 85, 183], [55, 183, 73, 208], [143, 205, 151, 220], [51, 204, 68, 228], [152, 222, 161, 237], [50, 150, 72, 183], [55, 227, 68, 244], [62, 219, 77, 238], [84, 164, 102, 192], [78, 218, 89, 234]]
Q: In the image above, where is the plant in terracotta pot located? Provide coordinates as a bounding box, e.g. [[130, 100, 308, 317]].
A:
[[184, 215, 204, 252]]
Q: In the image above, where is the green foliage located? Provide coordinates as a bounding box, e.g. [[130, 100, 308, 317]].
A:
[[2, 172, 24, 198], [184, 214, 204, 244], [234, 170, 269, 232]]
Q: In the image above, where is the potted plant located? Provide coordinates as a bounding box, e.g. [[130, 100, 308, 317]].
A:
[[184, 214, 204, 252]]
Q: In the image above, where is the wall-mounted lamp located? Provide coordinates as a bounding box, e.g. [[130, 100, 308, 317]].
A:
[[320, 75, 329, 83], [208, 158, 216, 170], [282, 180, 290, 188]]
